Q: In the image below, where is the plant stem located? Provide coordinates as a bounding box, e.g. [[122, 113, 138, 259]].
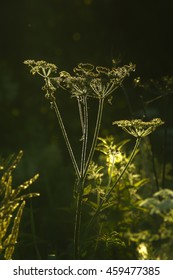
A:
[[77, 96, 84, 134], [52, 100, 80, 179], [80, 96, 88, 176], [74, 96, 89, 259], [83, 98, 104, 178], [74, 98, 104, 259], [74, 178, 84, 259], [87, 137, 141, 230]]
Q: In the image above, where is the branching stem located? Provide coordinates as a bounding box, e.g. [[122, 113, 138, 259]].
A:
[[86, 137, 141, 231], [84, 98, 104, 178], [80, 96, 88, 176], [52, 100, 80, 179], [74, 97, 104, 259]]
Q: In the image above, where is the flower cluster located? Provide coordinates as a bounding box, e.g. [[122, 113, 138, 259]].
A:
[[54, 62, 135, 99], [24, 60, 57, 76], [24, 60, 135, 100], [113, 118, 164, 138], [24, 60, 58, 102]]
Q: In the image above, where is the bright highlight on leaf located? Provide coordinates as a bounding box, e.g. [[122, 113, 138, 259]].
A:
[[0, 151, 39, 259]]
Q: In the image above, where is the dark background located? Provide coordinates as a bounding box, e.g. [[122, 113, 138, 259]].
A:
[[0, 0, 173, 259]]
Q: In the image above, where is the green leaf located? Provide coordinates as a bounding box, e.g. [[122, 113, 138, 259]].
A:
[[134, 178, 150, 187]]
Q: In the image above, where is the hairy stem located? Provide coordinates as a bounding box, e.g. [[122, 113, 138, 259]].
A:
[[52, 100, 80, 179], [77, 97, 84, 134], [74, 96, 89, 259], [80, 96, 88, 176], [74, 178, 84, 259], [74, 98, 104, 259], [84, 98, 104, 178]]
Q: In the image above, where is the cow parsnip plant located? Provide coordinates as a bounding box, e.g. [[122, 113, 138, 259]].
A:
[[24, 59, 164, 259], [0, 151, 39, 259]]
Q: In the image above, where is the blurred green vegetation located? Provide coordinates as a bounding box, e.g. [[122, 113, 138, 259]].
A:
[[0, 0, 173, 259]]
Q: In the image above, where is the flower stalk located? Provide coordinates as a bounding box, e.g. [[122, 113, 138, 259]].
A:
[[24, 59, 144, 259]]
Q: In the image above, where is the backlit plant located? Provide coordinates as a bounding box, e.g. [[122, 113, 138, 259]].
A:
[[0, 151, 39, 259], [24, 59, 164, 259]]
